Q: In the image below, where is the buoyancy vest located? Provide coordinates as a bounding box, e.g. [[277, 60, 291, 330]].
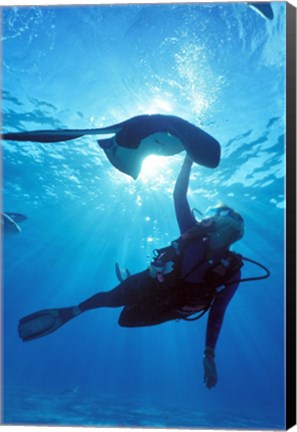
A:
[[150, 223, 213, 279], [149, 223, 244, 311]]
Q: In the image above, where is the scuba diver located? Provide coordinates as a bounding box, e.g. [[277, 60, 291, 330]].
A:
[[18, 155, 264, 389]]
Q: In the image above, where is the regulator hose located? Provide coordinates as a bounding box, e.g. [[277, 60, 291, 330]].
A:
[[181, 255, 270, 322]]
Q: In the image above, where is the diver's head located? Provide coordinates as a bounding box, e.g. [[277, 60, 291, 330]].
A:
[[203, 204, 244, 250]]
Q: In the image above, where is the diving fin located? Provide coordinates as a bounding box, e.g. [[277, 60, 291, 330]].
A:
[[18, 307, 81, 342]]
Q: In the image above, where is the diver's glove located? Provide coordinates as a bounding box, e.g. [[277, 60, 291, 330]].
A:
[[203, 347, 218, 389]]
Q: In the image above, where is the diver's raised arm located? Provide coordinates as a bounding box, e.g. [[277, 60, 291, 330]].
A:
[[173, 154, 196, 234]]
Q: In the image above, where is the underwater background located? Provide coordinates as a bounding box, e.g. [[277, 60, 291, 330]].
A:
[[2, 2, 286, 430]]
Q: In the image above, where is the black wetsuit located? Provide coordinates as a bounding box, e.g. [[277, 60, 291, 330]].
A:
[[79, 160, 240, 351]]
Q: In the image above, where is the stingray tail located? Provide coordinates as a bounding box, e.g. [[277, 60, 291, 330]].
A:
[[2, 125, 121, 143]]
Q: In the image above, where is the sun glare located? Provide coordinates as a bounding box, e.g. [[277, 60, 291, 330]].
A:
[[137, 97, 173, 115], [139, 155, 180, 186], [140, 155, 173, 180]]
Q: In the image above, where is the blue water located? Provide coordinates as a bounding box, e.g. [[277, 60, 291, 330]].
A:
[[2, 2, 286, 429]]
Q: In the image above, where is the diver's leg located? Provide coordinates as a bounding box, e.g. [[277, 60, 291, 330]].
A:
[[119, 304, 181, 327], [18, 270, 169, 341], [78, 270, 150, 312]]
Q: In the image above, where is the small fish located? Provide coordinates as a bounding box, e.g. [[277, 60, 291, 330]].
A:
[[248, 2, 274, 20], [2, 212, 27, 234]]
